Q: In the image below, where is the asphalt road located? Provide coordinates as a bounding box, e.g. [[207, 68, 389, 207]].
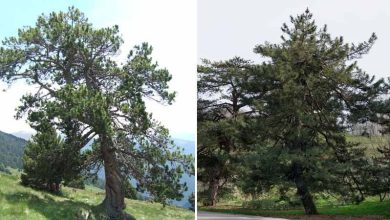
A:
[[197, 211, 288, 220]]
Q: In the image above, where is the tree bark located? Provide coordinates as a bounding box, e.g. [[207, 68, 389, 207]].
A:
[[209, 178, 219, 206], [101, 140, 129, 220], [292, 163, 318, 215]]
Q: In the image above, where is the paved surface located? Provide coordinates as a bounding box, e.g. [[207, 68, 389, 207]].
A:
[[197, 211, 288, 220]]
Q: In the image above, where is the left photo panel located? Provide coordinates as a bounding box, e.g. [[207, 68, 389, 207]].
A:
[[0, 0, 196, 219]]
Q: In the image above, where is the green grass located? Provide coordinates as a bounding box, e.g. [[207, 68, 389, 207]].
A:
[[0, 170, 194, 220], [198, 135, 390, 219], [200, 197, 390, 219], [200, 199, 390, 219], [346, 134, 389, 156]]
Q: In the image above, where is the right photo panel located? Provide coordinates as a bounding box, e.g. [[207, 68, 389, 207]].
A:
[[197, 0, 390, 219]]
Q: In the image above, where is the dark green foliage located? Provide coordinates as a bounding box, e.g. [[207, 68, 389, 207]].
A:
[[197, 9, 389, 216], [197, 57, 253, 206], [21, 122, 83, 193], [0, 131, 27, 169], [359, 146, 390, 201], [0, 7, 193, 218], [242, 9, 388, 214], [64, 176, 85, 190], [123, 180, 137, 200], [188, 192, 195, 211], [84, 175, 106, 190]]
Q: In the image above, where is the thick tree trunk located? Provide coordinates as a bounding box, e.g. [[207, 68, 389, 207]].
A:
[[101, 141, 130, 220], [292, 163, 318, 215], [209, 179, 219, 206]]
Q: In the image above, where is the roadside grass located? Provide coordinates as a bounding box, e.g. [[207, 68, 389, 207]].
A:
[[200, 198, 390, 219], [0, 170, 194, 220]]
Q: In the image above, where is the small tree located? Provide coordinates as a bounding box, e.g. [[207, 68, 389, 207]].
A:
[[21, 122, 82, 192], [197, 57, 253, 206], [188, 192, 195, 211], [367, 146, 390, 201]]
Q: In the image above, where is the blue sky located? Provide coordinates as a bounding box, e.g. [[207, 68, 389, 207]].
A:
[[0, 0, 196, 141]]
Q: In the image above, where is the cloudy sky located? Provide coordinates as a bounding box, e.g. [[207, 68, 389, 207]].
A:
[[0, 0, 196, 141], [198, 0, 390, 80]]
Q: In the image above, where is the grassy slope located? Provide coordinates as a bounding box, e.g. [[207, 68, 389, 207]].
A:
[[0, 171, 194, 220]]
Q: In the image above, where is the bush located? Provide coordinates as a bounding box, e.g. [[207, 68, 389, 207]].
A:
[[64, 176, 85, 189], [242, 198, 301, 210], [0, 163, 11, 174]]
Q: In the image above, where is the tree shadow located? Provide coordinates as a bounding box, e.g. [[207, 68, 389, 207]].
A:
[[1, 191, 96, 219]]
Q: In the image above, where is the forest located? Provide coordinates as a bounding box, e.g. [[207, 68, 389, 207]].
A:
[[0, 131, 26, 170], [197, 9, 390, 219]]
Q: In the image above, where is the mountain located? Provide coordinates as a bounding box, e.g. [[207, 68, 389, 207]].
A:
[[0, 131, 27, 169], [11, 131, 33, 140]]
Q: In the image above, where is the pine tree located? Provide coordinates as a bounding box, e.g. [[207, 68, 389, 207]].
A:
[[0, 7, 193, 219], [21, 121, 81, 192], [246, 9, 388, 214], [197, 57, 254, 206]]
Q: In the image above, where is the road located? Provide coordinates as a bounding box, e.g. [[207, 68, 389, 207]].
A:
[[197, 211, 288, 220]]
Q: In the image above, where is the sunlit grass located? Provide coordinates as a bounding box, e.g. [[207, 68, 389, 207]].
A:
[[0, 171, 194, 220]]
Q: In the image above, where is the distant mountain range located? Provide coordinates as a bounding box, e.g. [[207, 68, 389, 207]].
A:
[[0, 130, 195, 209], [0, 131, 27, 169], [11, 131, 33, 140], [96, 138, 195, 209]]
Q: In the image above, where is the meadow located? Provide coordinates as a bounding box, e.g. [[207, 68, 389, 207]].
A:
[[0, 170, 194, 220]]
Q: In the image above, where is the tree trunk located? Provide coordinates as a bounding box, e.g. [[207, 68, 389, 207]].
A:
[[292, 163, 318, 215], [101, 141, 129, 220], [209, 178, 219, 206]]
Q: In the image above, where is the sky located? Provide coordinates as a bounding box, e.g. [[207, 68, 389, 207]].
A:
[[198, 0, 390, 80], [0, 0, 196, 141]]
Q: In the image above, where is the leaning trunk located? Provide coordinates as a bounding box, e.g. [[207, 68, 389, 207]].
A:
[[293, 163, 318, 215], [101, 142, 126, 219], [209, 178, 219, 206]]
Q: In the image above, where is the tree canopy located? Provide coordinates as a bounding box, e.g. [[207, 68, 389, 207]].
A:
[[0, 7, 193, 219], [197, 9, 390, 215]]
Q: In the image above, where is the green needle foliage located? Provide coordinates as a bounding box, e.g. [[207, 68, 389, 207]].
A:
[[244, 9, 388, 214], [197, 57, 254, 206], [197, 9, 390, 216], [21, 121, 83, 192], [0, 7, 193, 219]]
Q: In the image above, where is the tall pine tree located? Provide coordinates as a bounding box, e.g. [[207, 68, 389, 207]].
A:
[[246, 9, 388, 214]]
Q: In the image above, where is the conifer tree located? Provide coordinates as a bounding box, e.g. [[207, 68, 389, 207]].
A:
[[0, 7, 193, 219], [197, 57, 254, 206], [21, 121, 82, 192], [246, 9, 388, 214]]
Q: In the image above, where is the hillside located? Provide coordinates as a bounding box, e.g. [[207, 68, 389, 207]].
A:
[[0, 170, 194, 220], [0, 131, 27, 169]]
